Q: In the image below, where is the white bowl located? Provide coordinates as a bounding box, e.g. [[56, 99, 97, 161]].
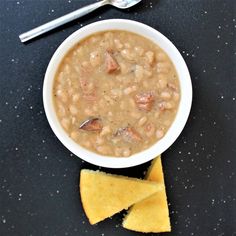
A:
[[43, 19, 192, 168]]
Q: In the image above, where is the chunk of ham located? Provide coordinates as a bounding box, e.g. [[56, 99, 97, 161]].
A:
[[116, 127, 142, 143], [79, 118, 103, 132], [105, 51, 119, 73], [79, 79, 97, 101], [134, 92, 155, 111]]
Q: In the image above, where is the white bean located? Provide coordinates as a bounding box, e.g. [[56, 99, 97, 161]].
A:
[[57, 102, 66, 117], [120, 62, 130, 74], [138, 116, 148, 126], [173, 92, 180, 101], [82, 141, 92, 148], [123, 149, 131, 157], [121, 49, 134, 61], [96, 137, 105, 145], [158, 79, 168, 89], [160, 91, 172, 100], [115, 147, 123, 157], [145, 123, 156, 137], [156, 52, 167, 61], [135, 65, 144, 81], [134, 46, 144, 56], [100, 126, 111, 137], [96, 145, 110, 155], [142, 81, 149, 88], [154, 111, 160, 118], [144, 69, 152, 78], [69, 105, 78, 115], [120, 101, 125, 110], [156, 129, 164, 139], [61, 118, 70, 131], [124, 43, 131, 48], [157, 62, 170, 73], [72, 94, 80, 103], [56, 90, 67, 103], [114, 39, 123, 49], [84, 108, 94, 116], [111, 89, 122, 97], [124, 86, 136, 95], [70, 131, 79, 140], [92, 105, 98, 112], [131, 112, 141, 119], [124, 87, 132, 95], [129, 98, 136, 107], [145, 51, 155, 65], [90, 51, 101, 67]]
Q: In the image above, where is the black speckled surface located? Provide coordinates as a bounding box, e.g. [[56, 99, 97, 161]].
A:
[[0, 0, 236, 235]]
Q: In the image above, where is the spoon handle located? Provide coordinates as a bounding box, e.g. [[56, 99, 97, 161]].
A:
[[19, 0, 108, 43]]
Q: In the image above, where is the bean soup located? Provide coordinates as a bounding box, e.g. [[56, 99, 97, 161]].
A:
[[53, 31, 180, 157]]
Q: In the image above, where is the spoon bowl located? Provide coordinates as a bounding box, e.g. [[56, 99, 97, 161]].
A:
[[109, 0, 142, 9]]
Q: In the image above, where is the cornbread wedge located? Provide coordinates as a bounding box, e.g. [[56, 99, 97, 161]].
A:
[[80, 169, 163, 225], [123, 156, 171, 233]]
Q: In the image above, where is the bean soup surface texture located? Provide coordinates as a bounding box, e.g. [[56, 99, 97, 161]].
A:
[[53, 31, 180, 157]]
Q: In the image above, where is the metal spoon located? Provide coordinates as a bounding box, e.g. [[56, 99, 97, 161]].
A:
[[19, 0, 142, 43]]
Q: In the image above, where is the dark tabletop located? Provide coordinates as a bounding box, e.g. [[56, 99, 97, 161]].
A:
[[0, 0, 236, 235]]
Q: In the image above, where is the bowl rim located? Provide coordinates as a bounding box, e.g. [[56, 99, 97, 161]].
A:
[[43, 19, 192, 168]]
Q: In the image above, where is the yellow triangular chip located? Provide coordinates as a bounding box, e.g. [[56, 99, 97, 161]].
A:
[[123, 156, 171, 233], [80, 169, 163, 225]]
